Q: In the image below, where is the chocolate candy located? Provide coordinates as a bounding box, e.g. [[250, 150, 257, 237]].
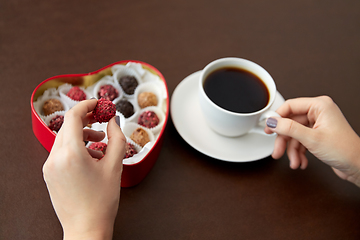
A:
[[92, 98, 116, 123], [115, 99, 134, 118], [130, 128, 150, 147], [43, 99, 64, 116], [138, 92, 157, 108], [66, 86, 86, 101], [89, 142, 107, 154], [138, 111, 159, 128], [124, 142, 137, 158], [98, 84, 119, 101], [48, 115, 64, 132], [119, 76, 138, 95]]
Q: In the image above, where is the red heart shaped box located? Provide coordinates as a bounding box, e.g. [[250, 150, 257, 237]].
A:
[[30, 60, 169, 187]]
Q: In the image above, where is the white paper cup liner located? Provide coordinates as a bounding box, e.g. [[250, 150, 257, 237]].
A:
[[34, 93, 69, 118], [113, 65, 142, 98], [89, 113, 126, 142], [113, 97, 139, 122], [93, 76, 123, 103], [123, 143, 152, 165], [134, 82, 164, 109], [43, 111, 65, 134], [122, 122, 155, 148], [133, 106, 165, 135], [122, 136, 142, 163], [59, 83, 89, 108]]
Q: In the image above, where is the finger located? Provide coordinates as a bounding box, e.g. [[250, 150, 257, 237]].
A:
[[276, 97, 317, 118], [287, 138, 302, 169], [271, 135, 288, 159], [298, 144, 309, 170], [102, 116, 126, 170], [83, 129, 106, 142], [266, 117, 314, 146], [332, 167, 349, 180], [87, 148, 104, 159], [289, 115, 311, 127], [62, 99, 98, 141], [264, 115, 309, 134]]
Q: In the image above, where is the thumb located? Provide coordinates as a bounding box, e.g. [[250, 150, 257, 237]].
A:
[[266, 117, 314, 144], [103, 115, 126, 170]]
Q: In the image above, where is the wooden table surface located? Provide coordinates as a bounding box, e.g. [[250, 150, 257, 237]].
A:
[[1, 0, 359, 239]]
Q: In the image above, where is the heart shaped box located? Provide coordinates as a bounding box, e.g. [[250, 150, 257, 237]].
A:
[[30, 60, 169, 187]]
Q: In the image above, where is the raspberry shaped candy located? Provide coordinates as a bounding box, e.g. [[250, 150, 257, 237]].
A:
[[98, 84, 119, 101], [66, 86, 87, 101], [89, 142, 107, 154], [138, 111, 159, 128], [92, 98, 116, 123], [48, 115, 64, 132], [124, 142, 137, 159]]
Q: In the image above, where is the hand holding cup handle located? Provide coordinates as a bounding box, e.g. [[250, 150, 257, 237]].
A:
[[248, 110, 280, 136]]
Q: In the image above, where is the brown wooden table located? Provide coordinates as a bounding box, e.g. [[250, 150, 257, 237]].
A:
[[1, 0, 359, 239]]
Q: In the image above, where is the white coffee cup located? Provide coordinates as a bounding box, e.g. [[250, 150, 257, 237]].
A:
[[198, 57, 279, 137]]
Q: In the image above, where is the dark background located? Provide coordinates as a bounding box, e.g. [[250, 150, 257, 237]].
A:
[[1, 0, 359, 239]]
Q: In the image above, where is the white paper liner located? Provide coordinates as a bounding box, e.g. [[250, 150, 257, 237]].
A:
[[58, 83, 89, 108], [33, 89, 69, 118], [133, 106, 165, 135], [113, 97, 139, 122], [43, 111, 66, 134], [111, 62, 146, 76], [134, 82, 164, 110], [113, 65, 143, 98], [122, 122, 155, 148], [93, 76, 123, 103], [122, 136, 143, 163], [89, 113, 126, 142]]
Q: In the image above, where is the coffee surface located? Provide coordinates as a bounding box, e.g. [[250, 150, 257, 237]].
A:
[[203, 67, 269, 113]]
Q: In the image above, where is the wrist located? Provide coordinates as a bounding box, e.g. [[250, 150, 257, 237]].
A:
[[63, 218, 114, 240], [345, 134, 360, 187]]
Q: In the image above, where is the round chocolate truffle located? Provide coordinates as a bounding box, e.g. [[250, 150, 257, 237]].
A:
[[124, 142, 138, 159], [119, 75, 138, 95], [89, 142, 107, 154], [48, 115, 64, 132], [116, 99, 134, 118], [92, 98, 116, 123], [138, 92, 158, 109], [130, 128, 150, 147], [98, 84, 119, 101], [138, 111, 159, 128], [43, 99, 64, 116], [66, 86, 86, 101]]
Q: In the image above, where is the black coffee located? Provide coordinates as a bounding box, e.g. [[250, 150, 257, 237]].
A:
[[203, 67, 269, 113]]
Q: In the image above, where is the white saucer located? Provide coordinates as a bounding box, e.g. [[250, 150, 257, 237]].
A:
[[170, 71, 285, 162]]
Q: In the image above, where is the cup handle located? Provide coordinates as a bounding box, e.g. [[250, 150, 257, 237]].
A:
[[248, 110, 280, 136]]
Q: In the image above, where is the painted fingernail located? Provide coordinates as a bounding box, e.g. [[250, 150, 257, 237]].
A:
[[115, 115, 120, 127], [266, 118, 278, 128], [90, 97, 97, 100]]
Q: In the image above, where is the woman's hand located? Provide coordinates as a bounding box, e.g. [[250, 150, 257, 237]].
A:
[[265, 96, 360, 187], [42, 99, 126, 240]]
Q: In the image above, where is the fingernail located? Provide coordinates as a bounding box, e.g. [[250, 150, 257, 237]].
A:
[[115, 115, 120, 127], [90, 97, 96, 100], [266, 118, 278, 128]]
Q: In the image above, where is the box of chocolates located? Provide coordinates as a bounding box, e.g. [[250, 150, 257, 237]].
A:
[[31, 60, 169, 187]]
